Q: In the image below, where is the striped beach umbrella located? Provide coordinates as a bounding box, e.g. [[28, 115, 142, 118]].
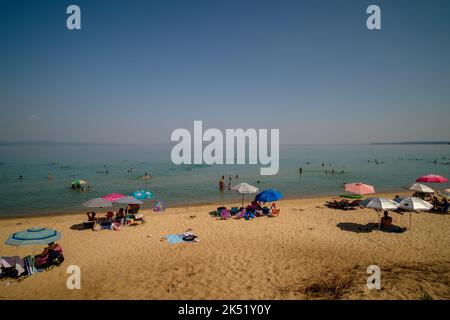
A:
[[82, 198, 113, 208], [115, 196, 143, 205], [5, 228, 61, 246]]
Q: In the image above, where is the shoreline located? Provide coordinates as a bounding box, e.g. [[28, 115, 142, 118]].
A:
[[0, 188, 411, 220]]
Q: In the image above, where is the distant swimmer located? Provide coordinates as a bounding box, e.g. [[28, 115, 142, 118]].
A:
[[106, 170, 109, 175], [256, 180, 261, 184], [299, 167, 303, 174], [306, 161, 310, 165], [18, 175, 23, 180], [321, 162, 325, 167], [47, 172, 53, 180], [235, 174, 239, 179], [143, 172, 150, 180]]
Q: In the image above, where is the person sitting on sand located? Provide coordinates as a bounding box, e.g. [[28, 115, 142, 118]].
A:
[[87, 211, 97, 222], [116, 208, 125, 222], [35, 242, 63, 269], [380, 211, 393, 228], [439, 198, 449, 213], [432, 196, 441, 208], [380, 211, 406, 233]]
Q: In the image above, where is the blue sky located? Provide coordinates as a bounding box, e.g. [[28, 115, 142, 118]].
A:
[[0, 0, 449, 144]]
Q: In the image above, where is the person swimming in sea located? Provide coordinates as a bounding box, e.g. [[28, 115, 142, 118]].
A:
[[299, 167, 303, 174], [143, 172, 150, 179]]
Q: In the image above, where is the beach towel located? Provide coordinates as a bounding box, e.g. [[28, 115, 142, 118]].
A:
[[164, 232, 199, 244], [23, 255, 38, 275]]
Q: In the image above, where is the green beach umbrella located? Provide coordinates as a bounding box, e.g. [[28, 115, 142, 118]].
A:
[[71, 179, 87, 185]]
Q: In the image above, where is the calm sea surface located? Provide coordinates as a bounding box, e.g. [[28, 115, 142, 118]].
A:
[[0, 143, 449, 216]]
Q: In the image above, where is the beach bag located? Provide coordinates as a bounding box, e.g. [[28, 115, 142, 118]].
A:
[[0, 266, 19, 279], [182, 234, 197, 242]]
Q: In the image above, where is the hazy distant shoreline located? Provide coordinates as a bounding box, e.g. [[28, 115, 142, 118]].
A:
[[371, 141, 450, 145]]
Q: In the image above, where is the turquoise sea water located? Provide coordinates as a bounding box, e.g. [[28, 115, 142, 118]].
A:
[[0, 143, 449, 217]]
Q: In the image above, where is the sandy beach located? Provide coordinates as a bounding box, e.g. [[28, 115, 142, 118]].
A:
[[0, 192, 449, 300]]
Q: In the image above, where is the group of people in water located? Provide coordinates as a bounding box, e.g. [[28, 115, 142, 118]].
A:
[[297, 161, 345, 176], [218, 174, 239, 191]]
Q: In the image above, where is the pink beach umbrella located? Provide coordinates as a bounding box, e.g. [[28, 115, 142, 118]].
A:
[[345, 182, 375, 195], [103, 193, 125, 202], [416, 174, 448, 183]]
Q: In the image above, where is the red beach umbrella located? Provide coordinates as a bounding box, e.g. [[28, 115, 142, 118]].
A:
[[416, 174, 448, 183]]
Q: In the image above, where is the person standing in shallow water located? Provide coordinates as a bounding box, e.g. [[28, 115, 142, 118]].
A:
[[47, 172, 53, 180], [219, 176, 225, 191]]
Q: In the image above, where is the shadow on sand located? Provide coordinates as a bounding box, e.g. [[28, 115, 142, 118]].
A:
[[336, 222, 406, 234], [70, 223, 93, 231]]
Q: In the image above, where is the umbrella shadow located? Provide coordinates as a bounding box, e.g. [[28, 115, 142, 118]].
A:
[[336, 222, 406, 234], [336, 222, 378, 233], [70, 222, 93, 231]]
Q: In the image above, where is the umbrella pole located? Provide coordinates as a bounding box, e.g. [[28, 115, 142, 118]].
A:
[[409, 213, 412, 231], [242, 194, 244, 207], [378, 211, 381, 230]]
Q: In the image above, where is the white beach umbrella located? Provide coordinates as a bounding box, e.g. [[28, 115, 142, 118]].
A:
[[359, 197, 399, 210], [397, 197, 433, 211], [82, 198, 113, 208], [359, 197, 399, 229], [406, 183, 434, 194], [397, 197, 433, 230], [230, 182, 259, 207]]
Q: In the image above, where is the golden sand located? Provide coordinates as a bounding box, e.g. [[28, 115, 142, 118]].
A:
[[1, 193, 449, 300]]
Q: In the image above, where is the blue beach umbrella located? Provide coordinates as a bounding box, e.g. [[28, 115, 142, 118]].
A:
[[5, 227, 61, 246], [131, 190, 154, 200], [255, 189, 283, 202]]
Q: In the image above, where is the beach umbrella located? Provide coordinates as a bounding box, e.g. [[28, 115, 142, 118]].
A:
[[344, 182, 375, 195], [71, 179, 87, 185], [360, 197, 399, 210], [103, 193, 125, 202], [416, 174, 448, 183], [397, 197, 433, 211], [5, 227, 61, 246], [115, 196, 143, 205], [406, 183, 434, 194], [255, 189, 283, 202], [131, 190, 154, 200], [82, 198, 113, 208], [359, 197, 399, 229], [397, 197, 433, 230], [230, 183, 259, 206]]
